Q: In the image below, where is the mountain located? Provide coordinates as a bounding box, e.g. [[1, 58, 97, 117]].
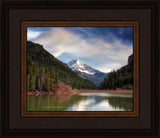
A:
[[100, 54, 133, 90], [67, 59, 96, 75], [26, 41, 97, 92], [67, 59, 108, 87]]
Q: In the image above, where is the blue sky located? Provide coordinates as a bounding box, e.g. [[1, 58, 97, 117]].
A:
[[27, 27, 133, 73]]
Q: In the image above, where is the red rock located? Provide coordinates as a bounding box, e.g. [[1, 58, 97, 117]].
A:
[[54, 82, 74, 96], [27, 82, 74, 96], [27, 92, 36, 96]]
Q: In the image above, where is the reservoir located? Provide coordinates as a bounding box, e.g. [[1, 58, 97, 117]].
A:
[[27, 92, 133, 111]]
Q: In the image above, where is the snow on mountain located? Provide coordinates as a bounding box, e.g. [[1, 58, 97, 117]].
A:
[[67, 59, 108, 87], [67, 59, 96, 75]]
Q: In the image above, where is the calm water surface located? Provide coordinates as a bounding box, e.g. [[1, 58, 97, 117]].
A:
[[27, 92, 133, 111]]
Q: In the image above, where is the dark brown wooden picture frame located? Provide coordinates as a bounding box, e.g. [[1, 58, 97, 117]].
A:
[[0, 0, 159, 137]]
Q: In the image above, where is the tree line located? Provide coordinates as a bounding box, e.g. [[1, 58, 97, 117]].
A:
[[100, 64, 133, 90]]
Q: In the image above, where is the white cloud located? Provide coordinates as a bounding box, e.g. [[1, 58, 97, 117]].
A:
[[30, 28, 132, 73], [27, 30, 42, 41], [97, 63, 122, 73]]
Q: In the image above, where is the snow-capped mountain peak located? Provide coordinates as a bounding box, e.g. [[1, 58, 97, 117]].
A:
[[67, 59, 108, 87], [67, 59, 96, 75], [76, 60, 85, 67]]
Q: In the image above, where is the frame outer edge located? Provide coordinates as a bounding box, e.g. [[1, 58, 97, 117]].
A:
[[0, 1, 2, 136], [158, 1, 160, 137], [155, 1, 159, 136], [1, 0, 6, 137], [1, 0, 160, 137], [151, 2, 159, 136]]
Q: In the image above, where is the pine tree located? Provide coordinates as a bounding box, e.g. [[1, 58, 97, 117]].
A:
[[30, 73, 35, 91], [46, 77, 50, 91], [37, 78, 42, 91], [27, 74, 30, 91]]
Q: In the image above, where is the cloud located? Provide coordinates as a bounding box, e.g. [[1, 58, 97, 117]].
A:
[[96, 62, 122, 73], [27, 30, 42, 41], [30, 27, 132, 73]]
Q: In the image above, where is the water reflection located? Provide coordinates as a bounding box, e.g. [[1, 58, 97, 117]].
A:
[[67, 93, 133, 111], [107, 97, 133, 111], [27, 92, 133, 111]]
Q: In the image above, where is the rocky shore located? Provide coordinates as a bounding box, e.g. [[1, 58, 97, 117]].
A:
[[27, 82, 75, 96]]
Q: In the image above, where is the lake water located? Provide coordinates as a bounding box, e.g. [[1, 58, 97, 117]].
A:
[[27, 92, 133, 111]]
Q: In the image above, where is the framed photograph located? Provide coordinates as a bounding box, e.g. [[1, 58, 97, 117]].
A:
[[21, 21, 139, 117], [1, 0, 159, 137]]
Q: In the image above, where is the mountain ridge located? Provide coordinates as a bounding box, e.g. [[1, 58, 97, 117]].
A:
[[26, 41, 97, 91], [67, 59, 108, 87], [67, 59, 97, 75]]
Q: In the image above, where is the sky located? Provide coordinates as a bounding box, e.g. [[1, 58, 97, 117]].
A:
[[27, 26, 133, 73]]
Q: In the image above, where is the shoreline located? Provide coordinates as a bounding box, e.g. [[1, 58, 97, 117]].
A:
[[27, 91, 55, 96], [74, 89, 133, 94], [27, 89, 133, 96]]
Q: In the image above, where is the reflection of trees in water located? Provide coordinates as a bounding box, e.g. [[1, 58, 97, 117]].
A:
[[107, 97, 133, 111], [56, 94, 84, 111], [27, 94, 133, 111], [27, 94, 83, 111]]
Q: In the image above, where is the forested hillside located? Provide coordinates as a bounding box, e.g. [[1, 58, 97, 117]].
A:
[[27, 41, 96, 92], [100, 54, 133, 90]]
